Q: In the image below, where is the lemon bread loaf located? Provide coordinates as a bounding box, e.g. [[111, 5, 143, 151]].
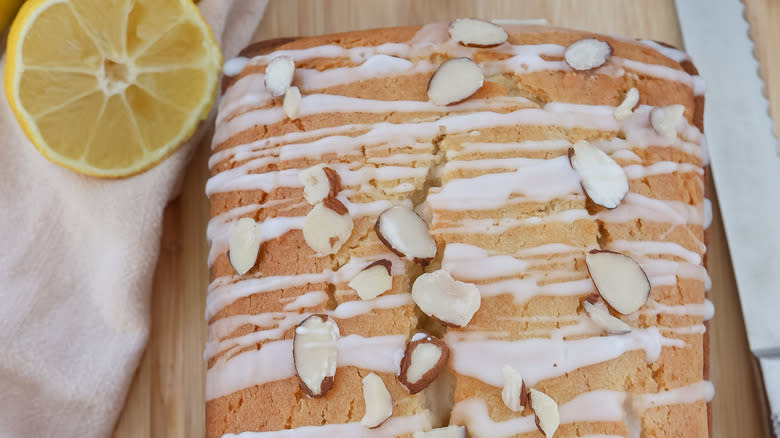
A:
[[206, 21, 712, 438]]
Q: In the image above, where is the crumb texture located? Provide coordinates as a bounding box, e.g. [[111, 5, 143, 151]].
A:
[[206, 23, 710, 438]]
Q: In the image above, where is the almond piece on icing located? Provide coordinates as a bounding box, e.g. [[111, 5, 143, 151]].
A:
[[501, 365, 527, 412], [448, 18, 508, 48], [568, 140, 629, 209], [399, 334, 449, 394], [228, 217, 261, 275], [349, 260, 393, 300], [411, 270, 481, 327], [265, 55, 295, 97], [302, 199, 353, 255], [428, 58, 485, 106], [298, 164, 341, 205], [583, 300, 632, 334], [413, 425, 467, 438], [564, 38, 613, 71], [650, 104, 685, 142], [585, 249, 651, 314], [283, 86, 301, 119], [614, 87, 640, 120], [360, 372, 393, 428], [529, 388, 560, 438], [375, 206, 437, 264], [293, 315, 339, 398]]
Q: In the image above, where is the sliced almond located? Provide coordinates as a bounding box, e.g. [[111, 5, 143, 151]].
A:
[[293, 315, 339, 398], [298, 164, 341, 205], [360, 372, 393, 428], [413, 425, 467, 438], [564, 38, 613, 71], [614, 87, 640, 120], [228, 217, 261, 275], [265, 55, 295, 97], [283, 86, 302, 119], [501, 365, 527, 412], [349, 260, 393, 300], [584, 300, 632, 334], [585, 250, 651, 314], [529, 388, 560, 438], [448, 18, 508, 48], [399, 334, 449, 394], [411, 270, 481, 327], [302, 200, 353, 255], [568, 140, 629, 209], [375, 206, 437, 264], [650, 104, 685, 142], [428, 58, 484, 106]]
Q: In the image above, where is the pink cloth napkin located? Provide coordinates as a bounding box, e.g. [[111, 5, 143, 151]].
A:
[[0, 1, 267, 436]]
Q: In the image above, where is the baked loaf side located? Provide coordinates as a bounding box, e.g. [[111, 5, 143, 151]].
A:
[[206, 22, 711, 438]]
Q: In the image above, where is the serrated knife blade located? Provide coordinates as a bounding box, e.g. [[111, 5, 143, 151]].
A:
[[675, 0, 780, 436]]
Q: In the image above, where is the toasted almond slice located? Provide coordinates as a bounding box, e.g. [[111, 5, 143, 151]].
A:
[[564, 38, 613, 71], [283, 86, 302, 119], [375, 206, 437, 264], [228, 217, 261, 275], [399, 335, 449, 394], [530, 388, 560, 438], [298, 164, 341, 205], [584, 300, 632, 334], [501, 365, 527, 412], [302, 200, 353, 255], [413, 425, 467, 438], [349, 260, 393, 300], [614, 87, 640, 120], [650, 104, 685, 142], [448, 18, 508, 47], [360, 372, 393, 428], [568, 140, 629, 209], [293, 315, 339, 398], [411, 270, 481, 327], [428, 58, 484, 106], [585, 250, 651, 314], [265, 55, 295, 97]]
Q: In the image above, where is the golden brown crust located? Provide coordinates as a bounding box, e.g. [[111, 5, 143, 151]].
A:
[[208, 24, 709, 438]]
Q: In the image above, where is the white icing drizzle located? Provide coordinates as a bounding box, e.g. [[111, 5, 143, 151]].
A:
[[206, 197, 400, 266], [223, 56, 249, 76], [703, 198, 713, 229], [205, 294, 413, 362], [639, 40, 690, 63], [434, 209, 591, 236], [453, 139, 571, 156], [206, 334, 406, 401], [597, 193, 704, 225], [622, 160, 703, 178], [281, 291, 328, 311], [220, 414, 432, 438], [454, 381, 713, 438], [643, 299, 715, 321], [206, 255, 405, 320], [446, 327, 685, 388], [429, 156, 582, 211], [214, 102, 622, 154], [607, 239, 702, 265]]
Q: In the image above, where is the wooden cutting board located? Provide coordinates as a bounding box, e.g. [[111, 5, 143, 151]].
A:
[[113, 1, 779, 437]]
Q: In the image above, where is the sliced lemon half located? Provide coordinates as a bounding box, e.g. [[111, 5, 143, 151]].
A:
[[4, 0, 221, 177]]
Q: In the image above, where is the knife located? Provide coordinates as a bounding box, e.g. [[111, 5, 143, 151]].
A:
[[675, 0, 780, 436]]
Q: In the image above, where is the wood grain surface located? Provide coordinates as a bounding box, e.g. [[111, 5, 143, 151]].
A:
[[113, 1, 779, 437]]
